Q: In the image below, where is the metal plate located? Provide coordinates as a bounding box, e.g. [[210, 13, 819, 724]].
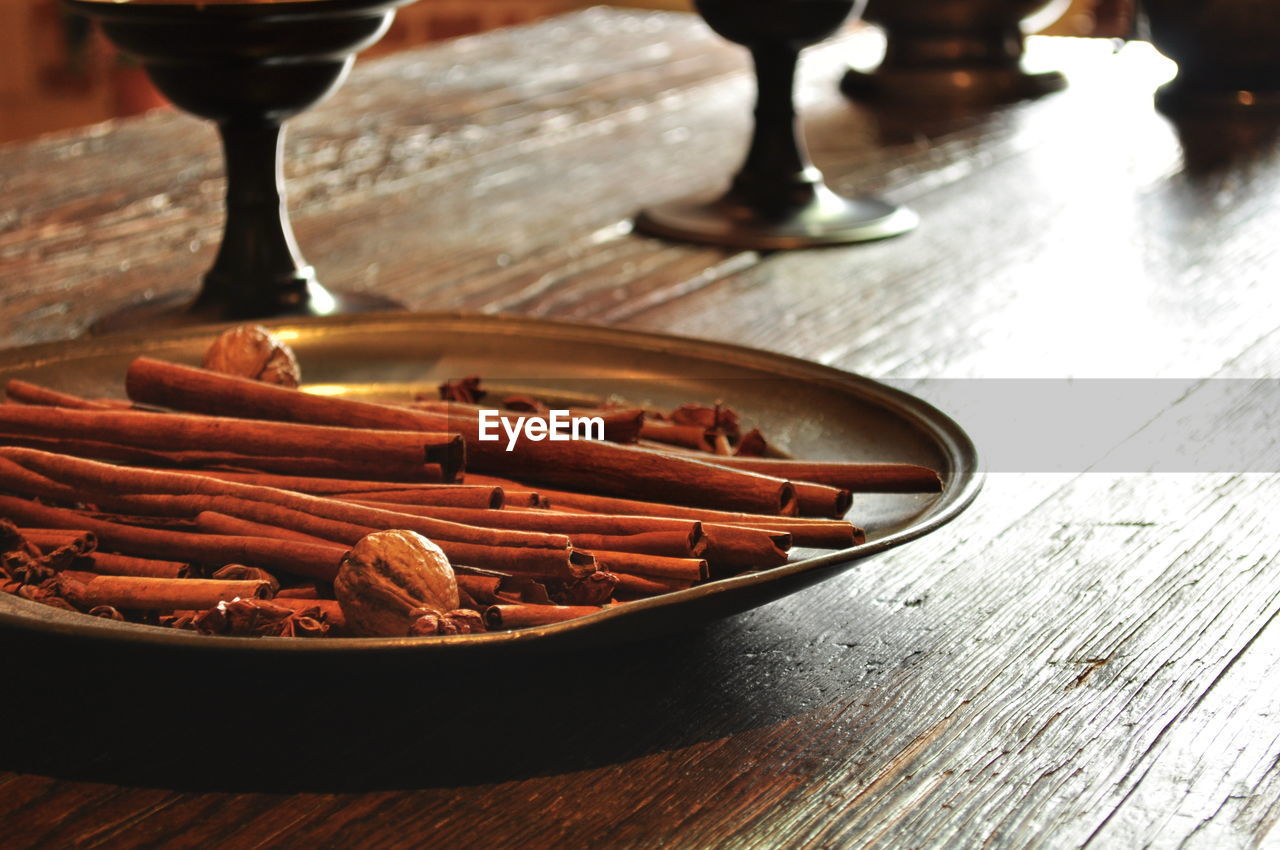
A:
[[0, 312, 982, 657]]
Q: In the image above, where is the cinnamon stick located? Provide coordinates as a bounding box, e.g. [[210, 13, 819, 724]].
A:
[[339, 502, 703, 540], [189, 502, 375, 547], [345, 488, 544, 508], [5, 380, 114, 410], [58, 571, 271, 611], [467, 475, 863, 548], [790, 482, 854, 518], [1, 448, 576, 553], [331, 500, 703, 558], [112, 492, 589, 577], [0, 495, 346, 581], [581, 550, 707, 582], [0, 405, 463, 482], [0, 435, 449, 481], [80, 552, 191, 579], [564, 531, 703, 558], [0, 456, 80, 503], [606, 450, 854, 515], [195, 511, 341, 546], [275, 585, 322, 599], [699, 525, 790, 573], [639, 420, 714, 451], [613, 573, 692, 597], [124, 358, 799, 514], [325, 488, 499, 508], [456, 574, 503, 605], [194, 499, 594, 581], [18, 528, 97, 556], [483, 603, 604, 629], [685, 457, 943, 493], [170, 469, 502, 506]]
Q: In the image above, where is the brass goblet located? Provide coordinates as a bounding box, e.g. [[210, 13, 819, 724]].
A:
[[63, 0, 415, 333], [1145, 0, 1280, 115], [841, 0, 1070, 105], [635, 0, 917, 251]]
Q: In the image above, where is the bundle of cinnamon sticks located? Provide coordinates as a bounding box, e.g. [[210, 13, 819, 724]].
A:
[[0, 325, 942, 639]]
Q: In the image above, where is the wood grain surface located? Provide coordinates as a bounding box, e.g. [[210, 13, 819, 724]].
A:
[[2, 9, 1279, 849]]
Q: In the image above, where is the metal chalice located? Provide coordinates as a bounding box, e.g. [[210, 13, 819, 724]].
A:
[[64, 0, 415, 332], [841, 0, 1070, 105], [1144, 0, 1280, 115], [635, 0, 917, 251]]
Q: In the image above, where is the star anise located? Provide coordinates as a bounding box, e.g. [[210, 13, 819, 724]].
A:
[[193, 598, 331, 638], [551, 571, 619, 606], [438, 375, 486, 404]]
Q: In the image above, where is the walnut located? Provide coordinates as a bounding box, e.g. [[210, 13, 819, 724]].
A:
[[202, 324, 301, 388], [334, 530, 460, 637]]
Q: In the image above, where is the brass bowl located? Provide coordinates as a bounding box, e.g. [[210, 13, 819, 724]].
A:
[[0, 312, 981, 658], [842, 0, 1070, 105], [1145, 0, 1280, 113]]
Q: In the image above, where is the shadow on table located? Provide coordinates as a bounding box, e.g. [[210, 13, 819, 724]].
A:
[[1169, 112, 1280, 176], [0, 609, 847, 793]]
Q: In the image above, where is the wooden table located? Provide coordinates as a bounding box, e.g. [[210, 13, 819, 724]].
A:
[[2, 9, 1279, 848]]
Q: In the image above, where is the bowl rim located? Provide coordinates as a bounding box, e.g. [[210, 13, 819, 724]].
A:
[[0, 311, 984, 655]]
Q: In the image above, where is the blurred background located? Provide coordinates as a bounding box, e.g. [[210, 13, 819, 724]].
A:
[[0, 0, 1128, 144]]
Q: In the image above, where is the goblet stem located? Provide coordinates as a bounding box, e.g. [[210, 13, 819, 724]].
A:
[[199, 119, 318, 318], [634, 0, 917, 250], [728, 44, 819, 211]]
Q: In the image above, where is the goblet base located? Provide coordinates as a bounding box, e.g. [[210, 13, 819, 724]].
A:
[[1155, 78, 1280, 117], [87, 286, 403, 336], [841, 65, 1066, 106], [635, 185, 916, 251]]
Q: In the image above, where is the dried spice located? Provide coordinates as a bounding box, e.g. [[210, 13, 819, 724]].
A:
[[193, 597, 329, 638], [334, 530, 461, 637], [201, 325, 301, 388], [667, 402, 741, 441], [0, 518, 40, 560], [502, 393, 545, 413], [408, 608, 485, 636], [160, 612, 197, 630], [493, 576, 555, 606], [3, 549, 55, 586], [17, 579, 76, 611], [0, 519, 87, 590], [88, 605, 125, 620], [211, 564, 281, 594], [735, 428, 768, 457], [0, 349, 919, 640], [438, 375, 485, 404], [552, 571, 619, 606]]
